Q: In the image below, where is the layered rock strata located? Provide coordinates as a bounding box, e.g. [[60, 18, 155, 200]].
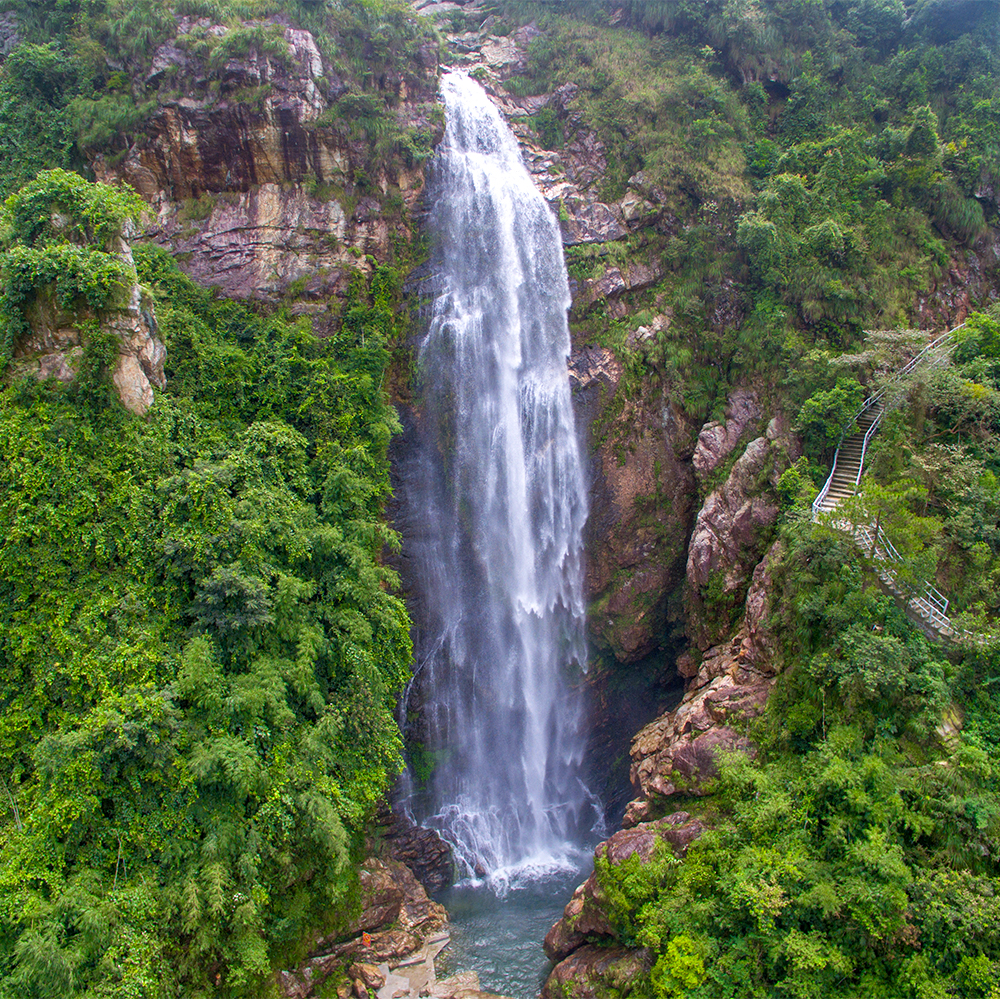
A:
[[94, 15, 441, 315]]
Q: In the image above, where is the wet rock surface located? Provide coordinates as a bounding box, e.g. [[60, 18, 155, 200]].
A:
[[543, 812, 706, 966], [376, 805, 455, 894], [570, 348, 696, 662]]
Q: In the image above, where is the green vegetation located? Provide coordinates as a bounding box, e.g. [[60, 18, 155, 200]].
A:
[[595, 520, 1000, 997], [0, 170, 411, 994], [0, 169, 146, 372], [494, 0, 999, 424]]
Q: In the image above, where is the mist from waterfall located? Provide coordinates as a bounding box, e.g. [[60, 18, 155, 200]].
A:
[[401, 71, 599, 887]]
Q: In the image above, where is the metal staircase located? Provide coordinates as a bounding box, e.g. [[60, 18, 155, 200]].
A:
[[811, 325, 966, 638], [813, 404, 883, 515]]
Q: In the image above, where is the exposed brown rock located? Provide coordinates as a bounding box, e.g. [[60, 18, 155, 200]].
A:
[[574, 260, 664, 316], [569, 348, 697, 662], [346, 859, 409, 935], [13, 229, 166, 415], [685, 423, 799, 649], [279, 854, 450, 999], [691, 387, 763, 478], [347, 963, 385, 991], [542, 945, 654, 999], [92, 16, 440, 311], [367, 928, 421, 962]]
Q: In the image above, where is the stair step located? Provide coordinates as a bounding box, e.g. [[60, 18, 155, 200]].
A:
[[811, 328, 966, 641]]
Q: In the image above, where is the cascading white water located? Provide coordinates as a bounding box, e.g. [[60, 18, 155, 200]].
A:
[[402, 71, 598, 885]]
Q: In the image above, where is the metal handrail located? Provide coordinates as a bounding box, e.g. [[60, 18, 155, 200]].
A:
[[809, 323, 972, 638], [856, 521, 949, 615], [813, 444, 841, 512], [852, 523, 953, 634], [848, 325, 963, 425], [812, 323, 965, 518]]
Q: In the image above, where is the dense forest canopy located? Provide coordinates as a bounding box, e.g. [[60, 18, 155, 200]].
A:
[[0, 0, 999, 996], [0, 177, 414, 994]]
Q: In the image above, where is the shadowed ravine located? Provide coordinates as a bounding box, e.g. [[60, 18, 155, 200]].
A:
[[398, 70, 601, 906]]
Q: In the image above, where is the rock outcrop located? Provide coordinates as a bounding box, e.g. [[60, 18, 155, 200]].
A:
[[542, 945, 654, 1000], [691, 388, 763, 479], [541, 812, 705, 997], [623, 542, 783, 827], [278, 856, 486, 999], [376, 805, 455, 894], [13, 224, 166, 415], [685, 417, 799, 649], [571, 349, 696, 662]]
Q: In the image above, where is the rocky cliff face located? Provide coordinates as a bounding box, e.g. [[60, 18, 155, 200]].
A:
[[571, 348, 696, 663], [625, 540, 783, 826], [94, 14, 441, 320], [278, 854, 492, 1000], [685, 415, 800, 649], [539, 540, 786, 992]]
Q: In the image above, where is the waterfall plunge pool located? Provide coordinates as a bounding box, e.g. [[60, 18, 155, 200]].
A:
[[434, 847, 597, 998]]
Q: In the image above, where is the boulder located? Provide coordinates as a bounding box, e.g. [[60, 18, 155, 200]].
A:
[[279, 854, 450, 999], [541, 945, 654, 999], [347, 963, 385, 992]]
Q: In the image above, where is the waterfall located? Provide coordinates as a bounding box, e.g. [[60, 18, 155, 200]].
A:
[[401, 71, 598, 885]]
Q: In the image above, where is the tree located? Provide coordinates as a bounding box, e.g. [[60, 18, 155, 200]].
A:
[[833, 476, 942, 596]]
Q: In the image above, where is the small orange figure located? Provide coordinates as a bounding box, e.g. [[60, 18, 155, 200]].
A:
[[362, 931, 372, 948]]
